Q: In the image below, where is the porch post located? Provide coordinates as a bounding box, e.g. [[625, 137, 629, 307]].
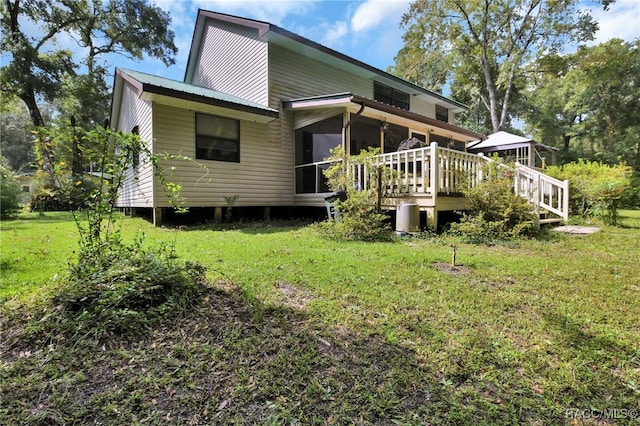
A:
[[528, 143, 535, 168], [429, 142, 439, 197]]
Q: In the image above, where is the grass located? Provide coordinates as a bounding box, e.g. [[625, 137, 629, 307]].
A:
[[1, 211, 639, 424]]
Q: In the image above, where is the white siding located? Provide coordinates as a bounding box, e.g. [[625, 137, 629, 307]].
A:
[[116, 81, 154, 208], [411, 97, 436, 119], [268, 45, 378, 205], [192, 19, 269, 106], [269, 44, 372, 102], [152, 104, 293, 207]]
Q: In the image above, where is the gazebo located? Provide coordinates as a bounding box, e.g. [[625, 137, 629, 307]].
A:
[[467, 131, 557, 169]]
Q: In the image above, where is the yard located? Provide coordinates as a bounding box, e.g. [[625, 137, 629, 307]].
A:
[[1, 211, 639, 424]]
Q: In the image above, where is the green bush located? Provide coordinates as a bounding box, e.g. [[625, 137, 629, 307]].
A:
[[30, 172, 100, 211], [0, 158, 23, 219], [41, 237, 208, 339], [316, 147, 394, 242], [545, 160, 633, 225], [448, 162, 536, 242], [315, 191, 393, 242]]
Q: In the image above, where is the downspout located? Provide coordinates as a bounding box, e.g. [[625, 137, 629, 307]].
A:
[[341, 102, 365, 191]]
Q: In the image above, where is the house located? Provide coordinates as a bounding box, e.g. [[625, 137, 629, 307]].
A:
[[110, 9, 568, 228], [467, 131, 558, 169]]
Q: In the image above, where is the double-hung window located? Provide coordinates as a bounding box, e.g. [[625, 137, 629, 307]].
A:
[[196, 113, 240, 162]]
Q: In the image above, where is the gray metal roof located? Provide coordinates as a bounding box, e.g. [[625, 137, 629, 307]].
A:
[[118, 68, 279, 118]]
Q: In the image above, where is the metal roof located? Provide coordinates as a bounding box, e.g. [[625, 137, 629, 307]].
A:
[[283, 93, 486, 141], [117, 68, 279, 119]]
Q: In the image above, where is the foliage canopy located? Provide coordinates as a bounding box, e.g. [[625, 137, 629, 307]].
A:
[[393, 0, 608, 133], [1, 0, 177, 128]]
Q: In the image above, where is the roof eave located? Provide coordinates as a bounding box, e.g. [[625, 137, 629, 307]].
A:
[[142, 84, 279, 121], [283, 93, 484, 141]]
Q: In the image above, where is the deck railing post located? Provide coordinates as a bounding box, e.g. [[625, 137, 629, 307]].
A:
[[430, 142, 439, 199], [562, 179, 570, 223], [514, 162, 520, 196], [533, 172, 541, 229]]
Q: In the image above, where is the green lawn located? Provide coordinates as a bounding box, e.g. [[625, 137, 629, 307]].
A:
[[1, 211, 639, 424]]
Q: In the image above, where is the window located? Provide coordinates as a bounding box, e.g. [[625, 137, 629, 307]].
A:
[[22, 185, 30, 193], [436, 105, 449, 122], [374, 82, 410, 110], [196, 113, 240, 162]]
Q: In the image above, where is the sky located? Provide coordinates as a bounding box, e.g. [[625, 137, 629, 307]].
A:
[[113, 0, 640, 85]]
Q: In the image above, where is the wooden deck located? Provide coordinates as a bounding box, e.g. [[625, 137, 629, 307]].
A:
[[295, 142, 569, 229]]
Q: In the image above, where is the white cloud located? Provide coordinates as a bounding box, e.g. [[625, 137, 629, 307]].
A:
[[350, 0, 411, 33], [187, 0, 318, 25], [320, 21, 348, 46], [588, 0, 640, 45]]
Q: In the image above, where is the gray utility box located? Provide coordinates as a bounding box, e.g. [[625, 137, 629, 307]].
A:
[[396, 203, 420, 233]]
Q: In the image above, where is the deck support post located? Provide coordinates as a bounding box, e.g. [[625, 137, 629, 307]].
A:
[[214, 207, 223, 224], [153, 207, 165, 227], [426, 207, 437, 231], [263, 206, 271, 221]]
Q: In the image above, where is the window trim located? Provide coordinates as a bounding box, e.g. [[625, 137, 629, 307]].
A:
[[195, 113, 241, 163]]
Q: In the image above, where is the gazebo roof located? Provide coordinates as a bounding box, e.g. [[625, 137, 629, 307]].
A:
[[467, 131, 532, 150], [467, 131, 558, 152]]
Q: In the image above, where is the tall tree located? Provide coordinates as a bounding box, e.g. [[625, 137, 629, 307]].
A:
[[396, 0, 610, 133], [523, 39, 640, 169], [0, 96, 50, 172], [1, 0, 178, 128]]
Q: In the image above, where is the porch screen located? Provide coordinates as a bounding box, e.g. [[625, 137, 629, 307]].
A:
[[294, 115, 342, 194], [196, 113, 240, 162]]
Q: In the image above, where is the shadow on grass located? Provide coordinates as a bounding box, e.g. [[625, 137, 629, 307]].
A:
[[165, 220, 314, 235], [1, 212, 78, 227], [0, 284, 483, 425], [542, 313, 640, 407], [4, 282, 639, 425]]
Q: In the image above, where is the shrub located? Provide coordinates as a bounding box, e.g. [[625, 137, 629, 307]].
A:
[[316, 147, 394, 242], [43, 237, 208, 339], [545, 160, 633, 225], [0, 158, 23, 219], [448, 162, 536, 242], [315, 191, 394, 242]]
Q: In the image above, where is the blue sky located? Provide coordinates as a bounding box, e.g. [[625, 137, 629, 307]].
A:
[[116, 0, 414, 81], [115, 0, 640, 85]]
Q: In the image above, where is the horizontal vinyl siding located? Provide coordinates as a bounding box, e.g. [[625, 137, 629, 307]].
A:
[[411, 97, 436, 119], [268, 45, 379, 205], [192, 19, 268, 106], [269, 45, 372, 103], [116, 81, 154, 208], [152, 104, 293, 207]]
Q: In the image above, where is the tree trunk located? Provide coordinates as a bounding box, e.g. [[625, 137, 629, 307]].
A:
[[19, 89, 45, 128], [563, 134, 571, 152]]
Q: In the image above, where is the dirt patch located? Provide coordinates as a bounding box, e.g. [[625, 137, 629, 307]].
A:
[[277, 281, 315, 310], [552, 225, 601, 235], [434, 262, 471, 275]]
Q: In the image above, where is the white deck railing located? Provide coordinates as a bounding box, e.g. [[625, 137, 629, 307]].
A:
[[514, 163, 570, 223], [348, 142, 569, 224], [351, 142, 487, 196]]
